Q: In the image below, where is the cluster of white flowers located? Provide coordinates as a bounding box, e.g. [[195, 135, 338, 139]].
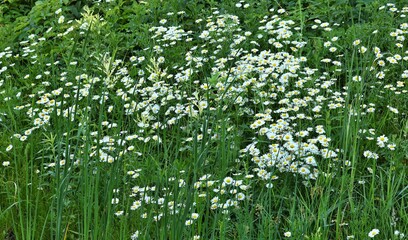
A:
[[0, 2, 407, 239]]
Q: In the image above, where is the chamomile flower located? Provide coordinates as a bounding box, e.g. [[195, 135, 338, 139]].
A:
[[284, 231, 292, 237], [6, 144, 13, 152], [368, 229, 380, 238], [223, 177, 234, 185], [353, 39, 361, 46], [236, 192, 246, 201], [377, 135, 388, 148]]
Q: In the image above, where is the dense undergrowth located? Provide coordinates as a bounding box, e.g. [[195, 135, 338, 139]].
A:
[[0, 0, 407, 239]]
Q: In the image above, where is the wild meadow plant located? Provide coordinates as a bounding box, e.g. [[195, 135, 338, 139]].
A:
[[0, 0, 407, 239]]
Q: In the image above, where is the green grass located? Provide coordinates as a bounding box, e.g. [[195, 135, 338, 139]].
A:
[[0, 0, 407, 239]]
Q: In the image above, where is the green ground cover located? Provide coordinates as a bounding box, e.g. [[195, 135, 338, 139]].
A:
[[0, 0, 407, 239]]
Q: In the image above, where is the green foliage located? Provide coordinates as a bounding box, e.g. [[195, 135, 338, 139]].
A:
[[0, 0, 407, 239]]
